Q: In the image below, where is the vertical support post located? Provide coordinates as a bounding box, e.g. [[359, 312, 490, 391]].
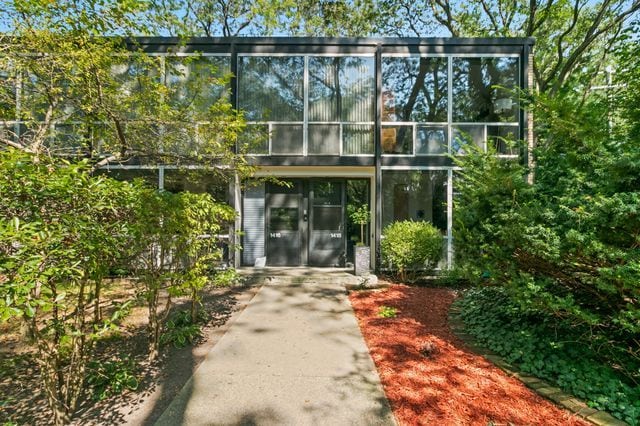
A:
[[158, 166, 164, 190], [230, 171, 242, 269], [374, 43, 382, 273], [523, 42, 535, 184], [447, 169, 453, 268]]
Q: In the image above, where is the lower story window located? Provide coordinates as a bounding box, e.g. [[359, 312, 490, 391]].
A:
[[381, 170, 448, 231]]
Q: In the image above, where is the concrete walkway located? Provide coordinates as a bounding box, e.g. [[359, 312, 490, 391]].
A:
[[156, 273, 396, 426]]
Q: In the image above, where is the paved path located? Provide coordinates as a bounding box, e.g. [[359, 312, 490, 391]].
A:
[[156, 276, 396, 426]]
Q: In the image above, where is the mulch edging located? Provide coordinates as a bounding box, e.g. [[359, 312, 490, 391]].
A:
[[447, 305, 629, 426], [350, 285, 590, 426]]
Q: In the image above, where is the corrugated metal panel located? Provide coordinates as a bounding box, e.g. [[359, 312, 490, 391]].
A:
[[242, 183, 265, 266]]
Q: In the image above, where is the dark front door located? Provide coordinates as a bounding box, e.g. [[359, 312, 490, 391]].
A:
[[309, 181, 345, 266], [266, 181, 303, 266]]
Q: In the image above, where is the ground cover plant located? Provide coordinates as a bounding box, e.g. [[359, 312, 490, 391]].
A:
[[451, 27, 640, 425], [455, 287, 640, 424]]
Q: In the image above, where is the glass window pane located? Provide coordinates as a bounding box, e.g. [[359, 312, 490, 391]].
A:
[[48, 123, 88, 155], [381, 170, 447, 232], [343, 124, 373, 155], [308, 124, 340, 155], [163, 169, 229, 201], [270, 207, 299, 231], [313, 206, 342, 230], [271, 124, 303, 155], [240, 123, 269, 154], [452, 57, 519, 122], [382, 57, 448, 122], [488, 125, 519, 155], [0, 66, 16, 120], [238, 56, 304, 122], [110, 56, 162, 119], [416, 126, 448, 155], [94, 168, 159, 189], [165, 56, 230, 112], [308, 56, 374, 122], [382, 125, 412, 154], [312, 181, 341, 205], [452, 125, 484, 154]]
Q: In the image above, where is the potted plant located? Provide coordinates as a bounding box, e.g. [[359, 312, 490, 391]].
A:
[[349, 203, 371, 276]]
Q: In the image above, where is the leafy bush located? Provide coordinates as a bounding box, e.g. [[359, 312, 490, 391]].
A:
[[378, 305, 398, 318], [455, 287, 640, 425], [86, 358, 138, 401], [381, 220, 443, 280], [160, 310, 207, 348]]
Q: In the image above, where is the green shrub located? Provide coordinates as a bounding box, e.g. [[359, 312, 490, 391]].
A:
[[378, 305, 398, 318], [160, 309, 207, 348], [455, 287, 640, 425], [86, 357, 138, 401], [381, 220, 443, 280]]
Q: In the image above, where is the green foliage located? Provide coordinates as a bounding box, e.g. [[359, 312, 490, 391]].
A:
[[209, 268, 242, 287], [0, 149, 142, 424], [452, 74, 640, 384], [160, 309, 207, 348], [347, 203, 370, 245], [378, 305, 398, 318], [381, 220, 443, 280], [86, 357, 139, 401], [131, 188, 236, 360], [455, 287, 640, 424]]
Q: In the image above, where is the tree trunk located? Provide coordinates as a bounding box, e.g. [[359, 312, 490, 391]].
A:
[[147, 286, 160, 362]]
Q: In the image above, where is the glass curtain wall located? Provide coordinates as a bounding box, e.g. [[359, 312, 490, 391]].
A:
[[238, 56, 305, 155], [382, 57, 448, 155], [381, 55, 520, 156], [381, 170, 448, 231], [239, 55, 374, 156], [308, 57, 374, 155], [452, 57, 519, 155]]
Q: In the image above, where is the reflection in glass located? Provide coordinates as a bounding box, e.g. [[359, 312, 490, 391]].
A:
[[343, 124, 374, 155], [238, 56, 304, 122], [241, 123, 269, 154], [271, 124, 303, 155], [452, 125, 484, 154], [313, 206, 342, 230], [382, 125, 412, 154], [165, 56, 230, 112], [308, 56, 374, 122], [163, 169, 229, 201], [382, 57, 448, 122], [95, 168, 159, 188], [308, 124, 340, 155], [488, 125, 519, 155], [312, 181, 341, 205], [0, 67, 16, 120], [381, 170, 447, 231], [48, 124, 88, 155], [416, 126, 447, 155], [452, 57, 519, 122], [270, 208, 299, 231]]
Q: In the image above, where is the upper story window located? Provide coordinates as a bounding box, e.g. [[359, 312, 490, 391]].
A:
[[382, 55, 520, 157], [308, 56, 374, 155], [238, 55, 375, 156], [165, 55, 230, 113], [452, 57, 519, 156], [382, 56, 449, 156], [238, 55, 304, 155]]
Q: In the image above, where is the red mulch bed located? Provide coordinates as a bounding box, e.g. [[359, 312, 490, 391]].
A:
[[349, 285, 590, 426]]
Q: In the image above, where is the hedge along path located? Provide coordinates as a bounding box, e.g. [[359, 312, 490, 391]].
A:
[[349, 285, 591, 426]]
